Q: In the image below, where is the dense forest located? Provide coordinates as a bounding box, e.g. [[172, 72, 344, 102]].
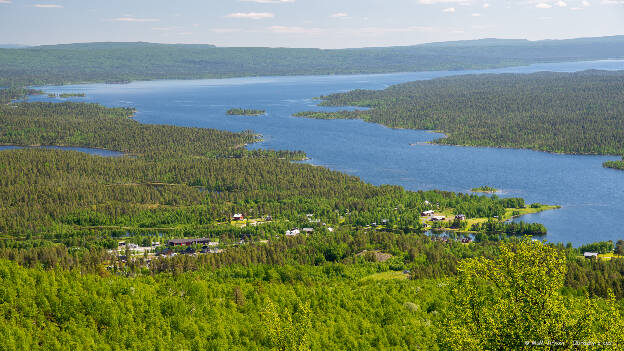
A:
[[2, 36, 624, 87], [0, 102, 302, 160], [2, 73, 624, 348], [296, 71, 624, 159], [2, 238, 624, 350]]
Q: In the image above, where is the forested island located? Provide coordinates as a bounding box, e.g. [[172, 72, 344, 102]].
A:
[[295, 70, 624, 169], [227, 108, 266, 116], [1, 89, 624, 348], [604, 158, 624, 171], [47, 92, 86, 98], [2, 36, 624, 87], [472, 185, 498, 193]]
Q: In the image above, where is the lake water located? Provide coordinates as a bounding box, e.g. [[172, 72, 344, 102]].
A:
[[0, 145, 124, 157], [30, 60, 624, 246]]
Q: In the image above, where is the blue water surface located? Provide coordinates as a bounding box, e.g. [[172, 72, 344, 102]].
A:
[[28, 59, 624, 245]]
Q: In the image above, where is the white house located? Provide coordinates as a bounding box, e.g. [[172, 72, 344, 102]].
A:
[[286, 229, 300, 236], [421, 210, 435, 216]]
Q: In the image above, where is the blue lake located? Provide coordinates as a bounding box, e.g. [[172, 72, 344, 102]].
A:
[[30, 59, 624, 246], [0, 145, 124, 157]]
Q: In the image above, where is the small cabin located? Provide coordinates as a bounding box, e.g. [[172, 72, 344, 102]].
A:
[[232, 213, 244, 221], [302, 228, 314, 233], [584, 252, 598, 259], [431, 215, 446, 221], [421, 210, 435, 216], [455, 214, 467, 221], [285, 229, 300, 236]]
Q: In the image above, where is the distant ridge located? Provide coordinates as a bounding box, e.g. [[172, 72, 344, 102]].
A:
[[17, 35, 624, 50], [1, 35, 623, 87]]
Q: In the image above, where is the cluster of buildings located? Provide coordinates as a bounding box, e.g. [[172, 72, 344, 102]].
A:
[[285, 227, 315, 236], [421, 210, 467, 222]]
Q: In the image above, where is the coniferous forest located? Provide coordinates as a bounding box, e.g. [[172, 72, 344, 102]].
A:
[[0, 87, 623, 349], [2, 37, 624, 87], [295, 71, 624, 168], [2, 38, 624, 348]]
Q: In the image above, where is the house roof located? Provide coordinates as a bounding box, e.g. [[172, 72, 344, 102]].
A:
[[168, 238, 212, 245]]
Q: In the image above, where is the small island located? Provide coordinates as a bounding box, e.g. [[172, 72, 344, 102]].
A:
[[604, 158, 624, 171], [227, 108, 265, 116], [47, 93, 86, 98], [60, 93, 86, 98], [471, 185, 498, 193]]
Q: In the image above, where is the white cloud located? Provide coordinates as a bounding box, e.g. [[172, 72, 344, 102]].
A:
[[582, 0, 591, 5], [225, 12, 274, 19], [240, 0, 294, 3], [570, 6, 584, 9], [443, 7, 456, 12], [34, 4, 63, 8], [555, 0, 567, 6], [536, 2, 553, 8], [114, 17, 160, 22], [330, 12, 349, 18], [472, 12, 481, 16], [601, 0, 624, 4], [483, 3, 490, 7], [0, 0, 12, 4]]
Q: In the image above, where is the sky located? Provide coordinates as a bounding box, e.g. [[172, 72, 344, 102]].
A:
[[0, 0, 623, 48]]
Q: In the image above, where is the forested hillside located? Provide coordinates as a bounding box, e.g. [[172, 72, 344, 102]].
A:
[[2, 239, 624, 350], [2, 93, 624, 348], [296, 70, 624, 157], [0, 102, 301, 160], [2, 36, 624, 87]]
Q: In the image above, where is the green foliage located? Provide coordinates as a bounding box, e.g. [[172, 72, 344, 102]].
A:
[[616, 240, 624, 256], [58, 93, 85, 98], [471, 185, 497, 193], [604, 158, 624, 171], [227, 108, 266, 116], [262, 298, 311, 351], [300, 71, 624, 156], [0, 260, 445, 350], [0, 102, 305, 160], [442, 238, 624, 350], [0, 88, 42, 104], [578, 241, 614, 254]]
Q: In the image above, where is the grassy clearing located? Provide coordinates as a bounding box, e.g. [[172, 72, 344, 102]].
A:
[[361, 271, 409, 281]]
